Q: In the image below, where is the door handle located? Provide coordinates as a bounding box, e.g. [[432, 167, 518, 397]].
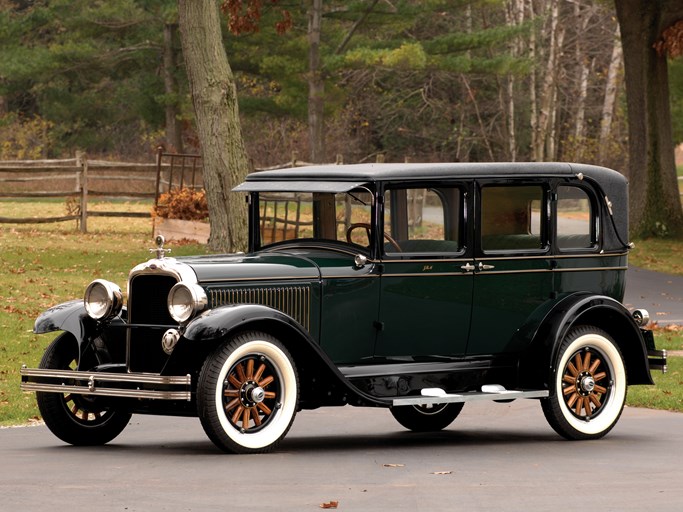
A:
[[460, 263, 475, 272], [478, 262, 495, 271]]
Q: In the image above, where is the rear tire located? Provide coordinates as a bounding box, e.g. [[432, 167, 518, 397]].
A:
[[541, 326, 627, 440], [36, 333, 131, 446], [390, 403, 464, 432]]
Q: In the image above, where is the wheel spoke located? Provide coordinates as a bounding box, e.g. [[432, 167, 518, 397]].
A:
[[257, 402, 272, 416], [563, 375, 576, 385], [251, 407, 262, 427], [246, 359, 254, 380], [588, 359, 601, 375], [242, 407, 251, 428], [593, 371, 607, 382], [567, 361, 579, 377], [224, 389, 239, 398], [228, 374, 242, 389], [582, 351, 592, 372], [259, 375, 274, 388], [231, 405, 245, 425], [574, 397, 583, 416], [594, 384, 608, 394], [567, 392, 579, 408], [574, 353, 584, 372], [263, 391, 276, 399], [589, 394, 602, 408], [224, 398, 240, 412], [235, 363, 247, 382], [253, 363, 266, 382]]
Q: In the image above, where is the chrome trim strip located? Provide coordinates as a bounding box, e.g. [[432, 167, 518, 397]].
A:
[[202, 275, 318, 283], [379, 266, 627, 278], [392, 389, 549, 406], [20, 368, 192, 401]]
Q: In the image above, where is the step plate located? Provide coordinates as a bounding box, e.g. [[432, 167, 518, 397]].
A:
[[392, 389, 549, 407]]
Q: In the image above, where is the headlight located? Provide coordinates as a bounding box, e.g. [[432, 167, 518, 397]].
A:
[[167, 283, 207, 323], [84, 279, 123, 320]]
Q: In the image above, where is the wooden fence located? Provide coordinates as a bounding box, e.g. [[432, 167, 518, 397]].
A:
[[0, 148, 203, 233]]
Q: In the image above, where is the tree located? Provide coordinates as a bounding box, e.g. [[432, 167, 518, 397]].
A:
[[615, 0, 683, 237], [178, 0, 249, 252]]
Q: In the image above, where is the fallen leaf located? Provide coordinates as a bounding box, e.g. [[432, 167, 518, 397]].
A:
[[431, 471, 452, 475], [319, 501, 339, 509], [383, 463, 405, 468]]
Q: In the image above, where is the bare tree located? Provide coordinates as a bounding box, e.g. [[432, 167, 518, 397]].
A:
[[178, 0, 249, 252]]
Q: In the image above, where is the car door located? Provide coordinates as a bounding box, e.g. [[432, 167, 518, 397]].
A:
[[374, 183, 474, 359], [466, 180, 554, 356]]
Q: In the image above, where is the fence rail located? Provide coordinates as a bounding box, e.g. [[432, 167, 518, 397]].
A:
[[0, 149, 204, 232]]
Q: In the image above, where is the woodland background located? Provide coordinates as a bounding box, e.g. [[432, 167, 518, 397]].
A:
[[2, 0, 683, 171]]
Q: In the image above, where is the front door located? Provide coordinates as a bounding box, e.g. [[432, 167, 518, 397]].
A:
[[374, 184, 473, 360]]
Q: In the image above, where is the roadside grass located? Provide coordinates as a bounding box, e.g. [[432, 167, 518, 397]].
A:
[[1, 199, 683, 425], [630, 237, 683, 275], [0, 199, 207, 425]]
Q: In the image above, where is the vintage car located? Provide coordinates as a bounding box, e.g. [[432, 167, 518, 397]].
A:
[[21, 162, 667, 453]]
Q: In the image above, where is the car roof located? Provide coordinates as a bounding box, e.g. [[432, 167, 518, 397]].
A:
[[239, 162, 625, 185]]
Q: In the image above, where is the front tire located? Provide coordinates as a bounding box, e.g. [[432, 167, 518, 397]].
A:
[[541, 326, 627, 440], [390, 403, 464, 432], [36, 333, 131, 446], [197, 331, 299, 454]]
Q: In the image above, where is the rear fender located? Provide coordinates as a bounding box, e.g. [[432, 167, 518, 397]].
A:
[[520, 294, 652, 388]]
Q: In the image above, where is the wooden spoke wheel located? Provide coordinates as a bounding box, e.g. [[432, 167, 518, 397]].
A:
[[36, 333, 131, 446], [541, 326, 626, 440], [346, 223, 402, 252], [198, 331, 299, 454]]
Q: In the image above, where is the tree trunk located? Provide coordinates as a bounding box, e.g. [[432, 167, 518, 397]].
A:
[[308, 0, 325, 163], [598, 24, 623, 165], [615, 0, 683, 237], [178, 0, 249, 252], [163, 23, 183, 153]]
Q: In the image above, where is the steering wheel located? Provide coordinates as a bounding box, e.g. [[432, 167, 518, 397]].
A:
[[346, 223, 402, 252]]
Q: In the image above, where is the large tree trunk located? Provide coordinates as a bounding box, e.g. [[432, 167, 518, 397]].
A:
[[598, 24, 623, 165], [163, 23, 183, 153], [615, 0, 683, 237], [178, 0, 249, 252], [307, 0, 325, 163]]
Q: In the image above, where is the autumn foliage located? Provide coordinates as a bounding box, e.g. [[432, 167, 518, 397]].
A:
[[153, 188, 208, 221], [220, 0, 292, 35], [654, 19, 683, 58]]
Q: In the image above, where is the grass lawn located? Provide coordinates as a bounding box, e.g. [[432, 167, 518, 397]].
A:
[[1, 199, 682, 426]]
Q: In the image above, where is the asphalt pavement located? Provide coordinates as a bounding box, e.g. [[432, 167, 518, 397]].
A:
[[624, 266, 683, 325]]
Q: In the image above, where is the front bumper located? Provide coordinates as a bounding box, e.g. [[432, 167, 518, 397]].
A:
[[20, 367, 192, 401], [648, 349, 667, 373]]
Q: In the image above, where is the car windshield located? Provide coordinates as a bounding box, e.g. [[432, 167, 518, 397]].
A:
[[257, 190, 373, 249]]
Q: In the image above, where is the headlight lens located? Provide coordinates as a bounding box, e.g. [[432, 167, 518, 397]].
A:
[[84, 279, 123, 320], [167, 283, 207, 323]]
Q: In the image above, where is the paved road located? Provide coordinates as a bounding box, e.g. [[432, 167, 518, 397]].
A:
[[625, 267, 683, 325], [1, 400, 681, 511]]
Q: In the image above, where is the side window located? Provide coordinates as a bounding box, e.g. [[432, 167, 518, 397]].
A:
[[384, 187, 462, 254], [481, 185, 545, 251], [556, 186, 595, 249]]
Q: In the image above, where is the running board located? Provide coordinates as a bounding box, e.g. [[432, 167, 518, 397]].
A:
[[392, 387, 549, 407]]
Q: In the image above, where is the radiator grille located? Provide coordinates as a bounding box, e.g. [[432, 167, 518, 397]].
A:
[[128, 274, 178, 372], [210, 286, 311, 331]]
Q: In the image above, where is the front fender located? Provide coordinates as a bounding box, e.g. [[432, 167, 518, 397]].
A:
[[182, 304, 386, 408], [34, 300, 95, 339], [183, 303, 307, 342]]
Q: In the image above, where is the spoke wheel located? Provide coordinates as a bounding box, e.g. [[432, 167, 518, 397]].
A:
[[36, 333, 131, 446], [541, 326, 626, 440], [390, 402, 464, 432], [197, 331, 298, 454]]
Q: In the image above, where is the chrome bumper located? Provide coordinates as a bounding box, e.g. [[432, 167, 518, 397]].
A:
[[648, 349, 667, 373], [20, 367, 192, 401]]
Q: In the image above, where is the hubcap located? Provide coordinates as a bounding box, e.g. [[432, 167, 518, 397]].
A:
[[561, 347, 611, 420]]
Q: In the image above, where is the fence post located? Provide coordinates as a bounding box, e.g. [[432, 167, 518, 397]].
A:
[[77, 151, 88, 233]]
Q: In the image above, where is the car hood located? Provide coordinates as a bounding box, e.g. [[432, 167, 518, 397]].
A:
[[176, 252, 320, 284]]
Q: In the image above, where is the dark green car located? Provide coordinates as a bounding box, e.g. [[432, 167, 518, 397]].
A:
[[21, 162, 667, 453]]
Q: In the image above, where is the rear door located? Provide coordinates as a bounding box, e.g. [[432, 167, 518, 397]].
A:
[[466, 180, 553, 355]]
